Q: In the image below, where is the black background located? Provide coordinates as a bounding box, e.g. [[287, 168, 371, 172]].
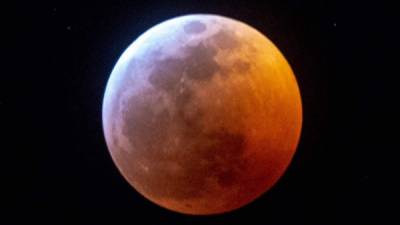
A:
[[5, 0, 398, 224]]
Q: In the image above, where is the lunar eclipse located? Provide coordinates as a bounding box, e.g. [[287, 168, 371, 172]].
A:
[[102, 14, 302, 215]]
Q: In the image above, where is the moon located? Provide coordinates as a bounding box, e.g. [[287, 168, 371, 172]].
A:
[[102, 14, 302, 215]]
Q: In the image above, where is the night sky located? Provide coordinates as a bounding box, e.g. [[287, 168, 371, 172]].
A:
[[5, 1, 397, 224]]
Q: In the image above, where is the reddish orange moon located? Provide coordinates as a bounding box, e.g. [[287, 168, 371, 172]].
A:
[[102, 14, 302, 215]]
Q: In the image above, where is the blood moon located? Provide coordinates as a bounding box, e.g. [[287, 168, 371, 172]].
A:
[[102, 14, 302, 215]]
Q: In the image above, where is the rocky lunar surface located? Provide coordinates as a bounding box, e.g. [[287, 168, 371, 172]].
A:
[[102, 15, 302, 214]]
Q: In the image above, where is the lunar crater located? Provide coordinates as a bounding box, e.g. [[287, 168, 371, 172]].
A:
[[184, 20, 207, 34]]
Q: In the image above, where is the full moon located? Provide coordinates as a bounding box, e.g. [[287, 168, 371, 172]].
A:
[[102, 14, 302, 215]]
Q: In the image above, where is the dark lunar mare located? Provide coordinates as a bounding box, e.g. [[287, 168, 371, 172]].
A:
[[119, 29, 250, 201]]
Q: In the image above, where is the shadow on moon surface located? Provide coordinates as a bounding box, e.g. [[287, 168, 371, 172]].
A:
[[117, 29, 252, 201], [120, 90, 248, 201]]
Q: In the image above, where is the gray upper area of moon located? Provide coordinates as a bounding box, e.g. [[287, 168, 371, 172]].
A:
[[102, 15, 282, 211]]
